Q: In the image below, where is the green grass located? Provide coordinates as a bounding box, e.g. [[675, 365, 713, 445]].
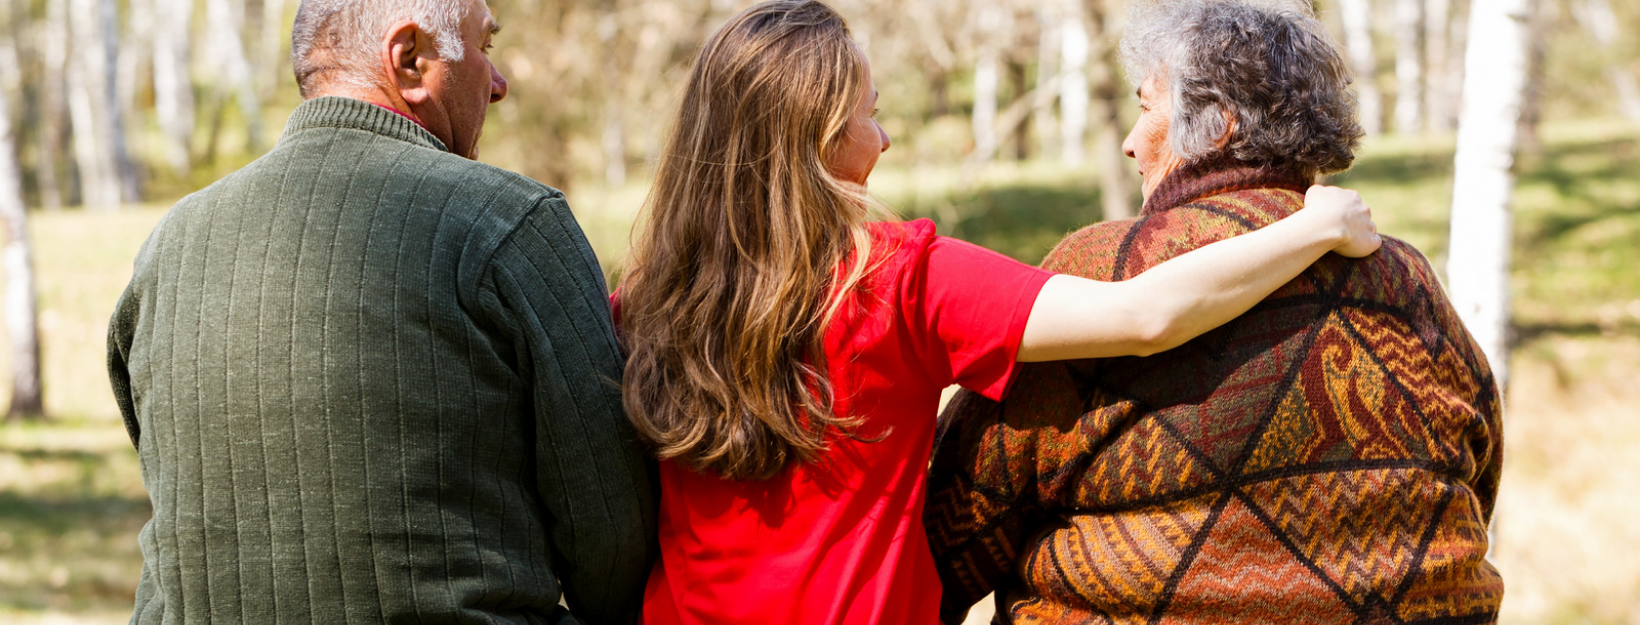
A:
[[2, 120, 1637, 623]]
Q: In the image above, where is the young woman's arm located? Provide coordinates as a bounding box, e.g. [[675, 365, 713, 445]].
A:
[[1017, 185, 1380, 362]]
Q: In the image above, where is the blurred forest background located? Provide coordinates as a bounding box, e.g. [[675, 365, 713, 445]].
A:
[[0, 0, 1637, 623]]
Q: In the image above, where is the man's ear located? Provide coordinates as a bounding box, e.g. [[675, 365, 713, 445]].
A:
[[1214, 105, 1239, 149], [382, 20, 428, 101]]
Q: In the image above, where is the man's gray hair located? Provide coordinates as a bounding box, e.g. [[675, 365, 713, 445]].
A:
[[1120, 0, 1362, 175], [291, 0, 473, 95]]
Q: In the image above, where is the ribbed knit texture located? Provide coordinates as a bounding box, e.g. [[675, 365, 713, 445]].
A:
[[107, 96, 656, 625], [924, 157, 1503, 625]]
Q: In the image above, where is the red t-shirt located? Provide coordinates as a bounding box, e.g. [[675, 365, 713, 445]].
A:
[[638, 219, 1054, 625]]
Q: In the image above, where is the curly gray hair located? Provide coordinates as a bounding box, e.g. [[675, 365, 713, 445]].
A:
[[291, 0, 473, 96], [1119, 0, 1363, 175]]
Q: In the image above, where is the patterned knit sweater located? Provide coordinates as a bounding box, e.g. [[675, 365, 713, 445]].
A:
[[924, 158, 1503, 625]]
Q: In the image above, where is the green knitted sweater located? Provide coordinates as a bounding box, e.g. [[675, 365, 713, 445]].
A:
[[107, 96, 656, 624]]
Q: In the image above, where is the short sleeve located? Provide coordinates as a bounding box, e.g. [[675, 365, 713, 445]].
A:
[[901, 226, 1055, 401]]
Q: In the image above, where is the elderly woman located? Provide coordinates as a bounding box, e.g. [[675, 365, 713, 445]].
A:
[[924, 2, 1504, 624]]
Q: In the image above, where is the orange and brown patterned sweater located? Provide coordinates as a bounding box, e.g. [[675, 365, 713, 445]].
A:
[[924, 158, 1503, 625]]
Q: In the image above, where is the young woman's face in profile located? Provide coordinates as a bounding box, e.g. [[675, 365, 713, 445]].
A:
[[827, 56, 891, 187]]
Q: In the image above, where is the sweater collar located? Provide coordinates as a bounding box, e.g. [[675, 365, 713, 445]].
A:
[[1141, 155, 1312, 216], [280, 96, 450, 153]]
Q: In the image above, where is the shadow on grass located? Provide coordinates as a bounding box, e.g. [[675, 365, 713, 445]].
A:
[[0, 492, 148, 612]]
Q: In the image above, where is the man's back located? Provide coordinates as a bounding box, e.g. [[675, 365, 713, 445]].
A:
[[108, 97, 655, 624], [925, 159, 1502, 624]]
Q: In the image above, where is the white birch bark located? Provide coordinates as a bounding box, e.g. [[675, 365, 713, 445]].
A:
[[153, 0, 194, 174], [67, 0, 124, 210], [1033, 5, 1061, 159], [0, 49, 44, 419], [1424, 0, 1454, 132], [1337, 0, 1384, 135], [970, 5, 1009, 165], [972, 51, 1000, 163], [1574, 0, 1640, 122], [1059, 0, 1090, 165], [259, 0, 289, 100], [207, 0, 263, 152], [1447, 0, 1536, 390], [1394, 0, 1424, 133]]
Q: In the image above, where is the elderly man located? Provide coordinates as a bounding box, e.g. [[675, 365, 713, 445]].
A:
[[106, 0, 655, 622], [925, 2, 1502, 623]]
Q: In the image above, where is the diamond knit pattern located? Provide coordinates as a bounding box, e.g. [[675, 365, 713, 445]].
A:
[[925, 158, 1503, 625]]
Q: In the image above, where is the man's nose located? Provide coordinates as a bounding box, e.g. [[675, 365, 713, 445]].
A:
[[490, 63, 508, 103]]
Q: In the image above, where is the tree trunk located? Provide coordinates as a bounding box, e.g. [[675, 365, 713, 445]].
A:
[[1059, 0, 1089, 165], [1447, 0, 1537, 391], [259, 0, 289, 101], [971, 50, 999, 163], [207, 0, 263, 154], [969, 5, 1009, 165], [1574, 0, 1640, 122], [1337, 0, 1384, 135], [1088, 0, 1131, 221], [1424, 0, 1454, 132], [1394, 0, 1424, 133], [1514, 0, 1549, 158], [599, 10, 627, 186], [34, 0, 68, 209], [67, 0, 126, 210], [0, 49, 44, 420], [1008, 58, 1029, 161], [1032, 5, 1060, 159], [153, 0, 195, 175]]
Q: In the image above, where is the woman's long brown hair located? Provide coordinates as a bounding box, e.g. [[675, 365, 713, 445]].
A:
[[619, 0, 881, 480]]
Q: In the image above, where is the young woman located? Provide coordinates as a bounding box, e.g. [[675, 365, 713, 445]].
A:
[[615, 2, 1380, 623]]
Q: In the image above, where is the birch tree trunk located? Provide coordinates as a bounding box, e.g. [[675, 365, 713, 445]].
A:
[[969, 5, 1009, 165], [34, 0, 68, 209], [1088, 0, 1131, 221], [1394, 0, 1424, 133], [1008, 58, 1029, 161], [1514, 0, 1549, 158], [1059, 0, 1090, 165], [259, 0, 289, 101], [1574, 0, 1640, 121], [153, 0, 195, 174], [67, 0, 126, 210], [1033, 5, 1060, 159], [1447, 0, 1537, 390], [599, 10, 627, 186], [207, 0, 263, 153], [1424, 0, 1454, 132], [0, 46, 44, 419], [1337, 0, 1384, 135]]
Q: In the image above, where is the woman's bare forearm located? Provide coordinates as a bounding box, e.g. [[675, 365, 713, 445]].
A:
[[1017, 186, 1377, 362]]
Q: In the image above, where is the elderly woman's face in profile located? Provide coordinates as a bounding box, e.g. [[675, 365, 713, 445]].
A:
[[1123, 73, 1186, 200]]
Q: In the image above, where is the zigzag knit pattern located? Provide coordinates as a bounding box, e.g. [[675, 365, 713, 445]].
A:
[[924, 158, 1504, 625]]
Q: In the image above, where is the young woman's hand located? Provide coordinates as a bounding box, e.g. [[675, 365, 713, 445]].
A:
[[1304, 185, 1381, 258]]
